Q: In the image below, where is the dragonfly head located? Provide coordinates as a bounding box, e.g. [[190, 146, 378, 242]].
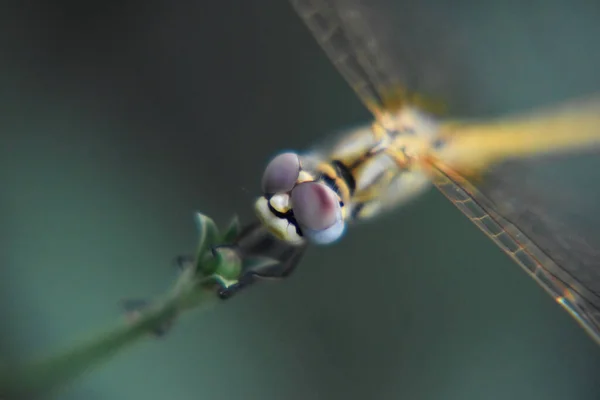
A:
[[254, 152, 346, 246]]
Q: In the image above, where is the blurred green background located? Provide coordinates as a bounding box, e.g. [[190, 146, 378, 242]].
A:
[[1, 1, 599, 399]]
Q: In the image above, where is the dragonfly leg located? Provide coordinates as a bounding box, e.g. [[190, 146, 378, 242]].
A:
[[211, 241, 302, 299], [211, 222, 307, 298]]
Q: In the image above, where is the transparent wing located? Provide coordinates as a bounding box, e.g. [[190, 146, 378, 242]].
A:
[[292, 0, 600, 116], [290, 0, 457, 115], [290, 0, 386, 113], [428, 155, 600, 344], [423, 99, 600, 343]]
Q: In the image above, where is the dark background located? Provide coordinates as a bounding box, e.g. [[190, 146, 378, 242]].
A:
[[1, 1, 599, 399]]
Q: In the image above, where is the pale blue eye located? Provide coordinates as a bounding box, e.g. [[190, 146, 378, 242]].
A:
[[299, 218, 345, 245], [290, 181, 345, 245], [261, 152, 300, 194]]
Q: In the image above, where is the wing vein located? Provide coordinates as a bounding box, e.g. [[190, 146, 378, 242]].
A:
[[429, 163, 600, 343]]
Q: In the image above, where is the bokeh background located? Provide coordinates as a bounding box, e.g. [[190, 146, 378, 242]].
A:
[[1, 1, 600, 399]]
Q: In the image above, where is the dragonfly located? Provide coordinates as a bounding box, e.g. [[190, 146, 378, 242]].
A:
[[214, 0, 600, 345]]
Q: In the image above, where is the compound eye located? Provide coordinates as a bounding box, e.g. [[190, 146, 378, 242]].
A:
[[261, 152, 301, 194], [290, 181, 345, 245]]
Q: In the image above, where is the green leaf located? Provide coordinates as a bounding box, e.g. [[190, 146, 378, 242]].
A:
[[212, 247, 242, 280], [208, 274, 239, 291], [221, 215, 241, 243], [193, 212, 219, 258]]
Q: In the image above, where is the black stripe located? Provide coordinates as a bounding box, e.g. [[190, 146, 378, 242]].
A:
[[267, 201, 303, 237], [320, 173, 340, 196], [350, 202, 364, 220], [331, 159, 356, 196]]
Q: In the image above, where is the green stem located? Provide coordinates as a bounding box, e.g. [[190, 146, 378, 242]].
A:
[[0, 212, 239, 399], [0, 282, 217, 399]]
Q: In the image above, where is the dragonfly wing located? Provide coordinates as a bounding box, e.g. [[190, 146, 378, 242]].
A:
[[292, 0, 600, 118], [429, 156, 600, 343], [426, 101, 600, 343], [290, 0, 458, 115], [290, 0, 385, 113]]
